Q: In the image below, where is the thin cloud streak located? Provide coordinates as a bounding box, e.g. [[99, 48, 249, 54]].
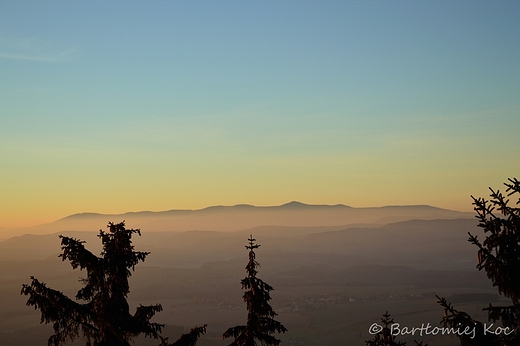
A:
[[0, 37, 77, 62]]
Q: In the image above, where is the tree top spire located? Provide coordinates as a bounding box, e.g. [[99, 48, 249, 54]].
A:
[[245, 234, 260, 251]]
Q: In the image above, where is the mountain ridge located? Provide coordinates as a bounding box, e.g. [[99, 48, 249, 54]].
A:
[[0, 202, 473, 241], [58, 202, 456, 220]]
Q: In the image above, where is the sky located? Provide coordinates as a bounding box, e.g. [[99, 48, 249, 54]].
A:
[[1, 1, 519, 229]]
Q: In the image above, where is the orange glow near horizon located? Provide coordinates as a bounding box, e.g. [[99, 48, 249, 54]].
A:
[[1, 2, 518, 231], [0, 187, 481, 230]]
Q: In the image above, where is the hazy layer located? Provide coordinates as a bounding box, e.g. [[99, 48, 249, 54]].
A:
[[0, 216, 492, 346], [0, 202, 472, 240]]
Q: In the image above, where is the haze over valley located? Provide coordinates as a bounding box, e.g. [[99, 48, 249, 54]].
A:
[[0, 203, 494, 345]]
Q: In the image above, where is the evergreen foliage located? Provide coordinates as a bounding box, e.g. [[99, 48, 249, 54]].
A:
[[437, 296, 499, 346], [159, 325, 207, 346], [365, 311, 406, 346], [438, 177, 520, 346], [21, 221, 205, 346], [222, 235, 287, 346], [365, 311, 428, 346]]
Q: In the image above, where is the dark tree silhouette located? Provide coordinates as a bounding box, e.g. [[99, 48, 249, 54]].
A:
[[438, 177, 520, 346], [365, 311, 406, 346], [21, 221, 206, 346], [222, 235, 287, 346], [365, 311, 428, 346], [159, 325, 207, 346], [437, 296, 499, 346]]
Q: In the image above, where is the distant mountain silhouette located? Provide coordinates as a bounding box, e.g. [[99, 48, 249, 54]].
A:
[[279, 201, 350, 209], [0, 202, 473, 240]]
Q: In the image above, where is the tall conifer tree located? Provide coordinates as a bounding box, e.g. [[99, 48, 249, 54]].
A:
[[21, 221, 206, 346], [438, 177, 519, 346], [223, 235, 287, 346]]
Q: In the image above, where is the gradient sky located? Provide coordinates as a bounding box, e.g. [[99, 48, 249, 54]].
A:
[[1, 1, 519, 229]]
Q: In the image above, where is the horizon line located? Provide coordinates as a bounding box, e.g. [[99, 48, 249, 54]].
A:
[[1, 201, 473, 230]]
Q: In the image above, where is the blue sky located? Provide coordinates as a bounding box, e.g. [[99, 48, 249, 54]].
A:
[[1, 1, 519, 228]]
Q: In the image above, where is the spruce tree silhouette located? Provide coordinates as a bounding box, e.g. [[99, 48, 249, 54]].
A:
[[365, 311, 427, 346], [21, 221, 206, 346], [437, 177, 519, 346], [365, 311, 406, 346], [159, 325, 207, 346], [222, 235, 287, 346]]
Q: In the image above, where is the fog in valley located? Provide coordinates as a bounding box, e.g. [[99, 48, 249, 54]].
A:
[[0, 203, 496, 345]]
